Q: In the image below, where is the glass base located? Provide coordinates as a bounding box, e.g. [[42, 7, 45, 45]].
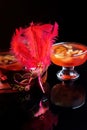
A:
[[51, 82, 85, 109], [57, 67, 79, 81]]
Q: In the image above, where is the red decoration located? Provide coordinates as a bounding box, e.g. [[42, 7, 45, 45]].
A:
[[10, 22, 58, 71]]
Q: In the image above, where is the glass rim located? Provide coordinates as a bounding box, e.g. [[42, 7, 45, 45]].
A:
[[52, 42, 87, 57]]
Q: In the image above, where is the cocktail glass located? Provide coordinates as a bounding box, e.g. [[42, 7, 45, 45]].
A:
[[50, 42, 87, 80], [50, 42, 87, 108], [50, 81, 86, 109]]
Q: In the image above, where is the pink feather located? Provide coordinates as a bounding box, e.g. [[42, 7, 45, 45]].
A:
[[10, 22, 59, 70]]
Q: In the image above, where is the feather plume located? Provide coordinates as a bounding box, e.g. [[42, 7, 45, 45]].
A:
[[10, 22, 59, 71]]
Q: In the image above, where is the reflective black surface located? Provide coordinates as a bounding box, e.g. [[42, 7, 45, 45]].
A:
[[0, 1, 87, 129], [0, 62, 87, 130]]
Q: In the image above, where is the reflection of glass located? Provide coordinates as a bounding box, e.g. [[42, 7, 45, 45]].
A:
[[50, 42, 87, 80], [0, 51, 23, 90], [51, 81, 85, 109]]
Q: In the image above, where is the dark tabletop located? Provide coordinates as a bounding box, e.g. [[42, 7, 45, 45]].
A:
[[0, 1, 87, 129], [0, 61, 87, 130]]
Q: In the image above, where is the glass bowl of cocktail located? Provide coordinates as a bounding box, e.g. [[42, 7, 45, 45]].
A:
[[0, 51, 23, 90], [0, 51, 23, 71], [50, 42, 87, 109], [50, 42, 87, 80]]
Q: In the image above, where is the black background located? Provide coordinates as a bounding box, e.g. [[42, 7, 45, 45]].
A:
[[0, 0, 87, 50], [0, 1, 87, 129]]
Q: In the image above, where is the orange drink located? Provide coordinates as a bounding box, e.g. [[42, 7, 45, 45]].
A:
[[50, 42, 87, 67], [50, 42, 87, 80], [0, 52, 23, 71]]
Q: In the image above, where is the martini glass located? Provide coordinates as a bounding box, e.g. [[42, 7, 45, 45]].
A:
[[50, 42, 87, 81]]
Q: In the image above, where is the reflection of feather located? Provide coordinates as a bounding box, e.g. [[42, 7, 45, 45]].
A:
[[10, 22, 58, 70]]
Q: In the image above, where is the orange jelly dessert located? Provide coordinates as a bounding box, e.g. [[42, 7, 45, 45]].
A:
[[50, 42, 87, 67]]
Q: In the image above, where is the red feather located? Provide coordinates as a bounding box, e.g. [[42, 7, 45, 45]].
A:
[[10, 22, 59, 70]]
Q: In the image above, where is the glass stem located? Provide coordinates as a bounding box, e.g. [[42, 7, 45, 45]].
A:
[[62, 66, 74, 71], [57, 66, 79, 80]]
